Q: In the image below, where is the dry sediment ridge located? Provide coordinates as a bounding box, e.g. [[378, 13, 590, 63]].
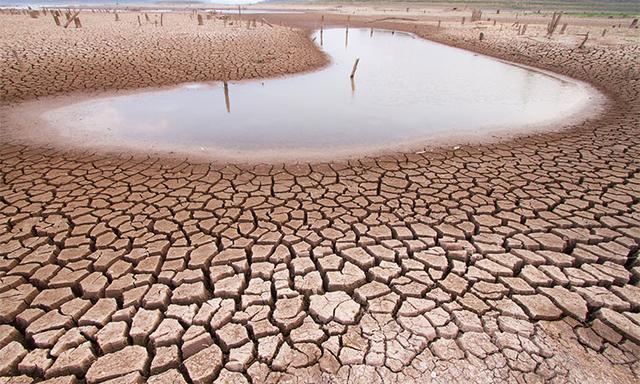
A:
[[0, 9, 640, 384]]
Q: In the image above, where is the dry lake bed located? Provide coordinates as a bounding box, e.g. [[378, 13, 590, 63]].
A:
[[0, 3, 639, 384]]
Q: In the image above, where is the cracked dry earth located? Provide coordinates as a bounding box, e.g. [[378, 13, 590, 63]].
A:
[[1, 11, 640, 384], [0, 12, 326, 102]]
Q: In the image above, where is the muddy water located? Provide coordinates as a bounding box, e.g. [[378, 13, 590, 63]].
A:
[[35, 28, 601, 160]]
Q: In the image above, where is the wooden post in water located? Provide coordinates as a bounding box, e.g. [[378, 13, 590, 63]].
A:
[[160, 13, 163, 27], [137, 15, 141, 26], [479, 32, 484, 40], [437, 20, 441, 29], [197, 14, 203, 25], [52, 13, 60, 25], [345, 26, 349, 48], [115, 12, 118, 21], [462, 17, 465, 25], [350, 58, 360, 79], [629, 19, 638, 28], [223, 81, 231, 113], [601, 28, 607, 37], [74, 16, 82, 28], [144, 13, 149, 22]]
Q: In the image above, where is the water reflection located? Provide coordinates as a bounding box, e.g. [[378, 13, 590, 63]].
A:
[[39, 28, 598, 158], [345, 27, 349, 48], [223, 81, 231, 113]]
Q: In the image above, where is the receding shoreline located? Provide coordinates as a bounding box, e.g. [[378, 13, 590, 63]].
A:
[[1, 9, 626, 165], [2, 27, 607, 164]]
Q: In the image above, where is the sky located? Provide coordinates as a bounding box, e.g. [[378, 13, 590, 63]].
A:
[[0, 0, 267, 6]]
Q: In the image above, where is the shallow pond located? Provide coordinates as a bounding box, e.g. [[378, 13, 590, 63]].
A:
[[25, 28, 601, 161]]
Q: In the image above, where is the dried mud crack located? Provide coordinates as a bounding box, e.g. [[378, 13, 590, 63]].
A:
[[1, 9, 640, 384]]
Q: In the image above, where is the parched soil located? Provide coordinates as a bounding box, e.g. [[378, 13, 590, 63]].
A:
[[1, 7, 640, 384], [0, 12, 327, 103]]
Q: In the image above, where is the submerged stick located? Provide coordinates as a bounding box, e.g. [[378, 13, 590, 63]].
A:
[[345, 27, 349, 48], [349, 58, 360, 79], [223, 81, 231, 113]]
